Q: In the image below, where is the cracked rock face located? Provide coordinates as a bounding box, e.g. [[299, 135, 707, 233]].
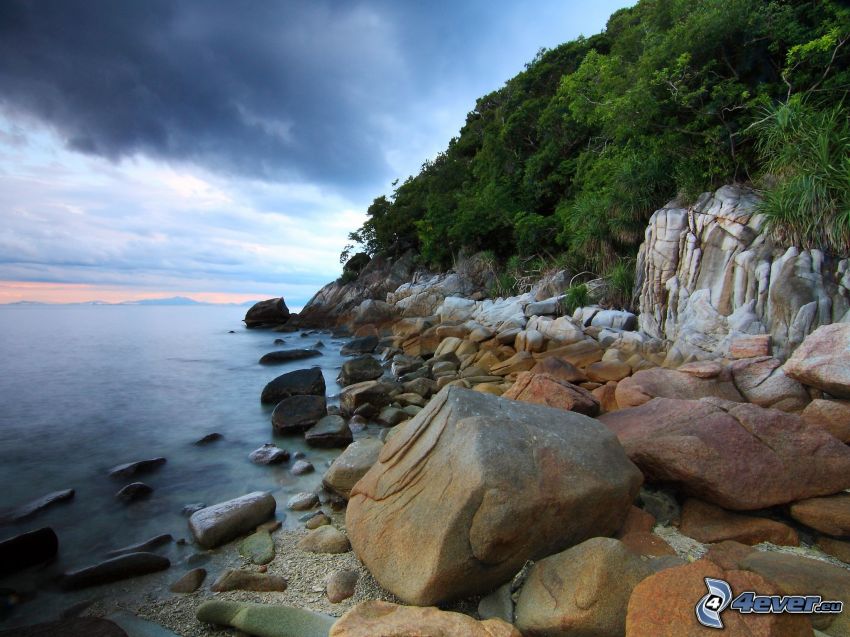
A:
[[600, 398, 850, 510], [635, 185, 849, 361], [345, 386, 642, 605]]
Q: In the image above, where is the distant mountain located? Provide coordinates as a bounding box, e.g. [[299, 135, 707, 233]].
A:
[[120, 296, 203, 306], [2, 296, 256, 306]]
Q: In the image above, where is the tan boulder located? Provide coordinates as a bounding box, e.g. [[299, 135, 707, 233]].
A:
[[591, 380, 619, 413], [490, 351, 536, 376], [615, 367, 743, 408], [515, 537, 654, 637], [536, 339, 603, 368], [729, 334, 771, 359], [616, 505, 656, 537], [322, 438, 383, 499], [530, 356, 586, 383], [586, 360, 631, 383], [818, 537, 850, 564], [297, 526, 350, 554], [620, 531, 677, 557], [680, 498, 799, 546], [626, 559, 812, 636], [790, 493, 850, 536], [600, 398, 850, 510], [730, 356, 809, 412], [329, 601, 521, 637], [502, 372, 600, 416], [801, 399, 850, 442], [346, 386, 642, 605], [784, 323, 850, 398]]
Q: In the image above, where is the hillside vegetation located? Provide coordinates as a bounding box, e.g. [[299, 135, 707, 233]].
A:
[[343, 0, 849, 299]]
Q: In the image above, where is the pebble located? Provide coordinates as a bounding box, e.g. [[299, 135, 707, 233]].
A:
[[288, 492, 319, 511], [291, 460, 314, 476], [326, 569, 359, 603], [169, 568, 206, 593]]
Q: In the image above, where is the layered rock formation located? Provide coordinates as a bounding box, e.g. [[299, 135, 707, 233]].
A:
[[636, 185, 849, 362]]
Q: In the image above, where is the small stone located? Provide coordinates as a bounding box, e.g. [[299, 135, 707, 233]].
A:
[[194, 433, 222, 445], [478, 582, 513, 623], [115, 482, 153, 503], [287, 492, 319, 511], [249, 443, 290, 465], [211, 569, 288, 592], [306, 513, 331, 530], [326, 569, 359, 603], [257, 520, 282, 533], [182, 503, 205, 516], [238, 530, 275, 565], [108, 457, 166, 479], [170, 568, 206, 593], [291, 460, 315, 475], [297, 526, 350, 554], [106, 533, 172, 558]]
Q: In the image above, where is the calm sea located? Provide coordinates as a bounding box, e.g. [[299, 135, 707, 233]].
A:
[[0, 304, 350, 625]]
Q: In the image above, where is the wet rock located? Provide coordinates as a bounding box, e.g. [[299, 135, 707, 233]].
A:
[[337, 356, 383, 387], [346, 386, 642, 605], [600, 398, 850, 510], [108, 457, 166, 479], [305, 415, 353, 448], [502, 371, 600, 416], [169, 568, 206, 593], [297, 526, 350, 554], [340, 335, 379, 356], [0, 527, 58, 576], [680, 498, 799, 546], [244, 297, 290, 328], [339, 380, 395, 416], [189, 492, 276, 549], [211, 569, 288, 592], [287, 492, 319, 511], [323, 439, 383, 499], [61, 553, 170, 590], [291, 460, 314, 475], [181, 503, 205, 516], [0, 618, 128, 637], [249, 443, 290, 465], [106, 533, 172, 558], [238, 530, 275, 565], [0, 489, 75, 524], [271, 394, 327, 432], [515, 537, 654, 637], [261, 367, 326, 404], [193, 433, 222, 445], [259, 349, 322, 365], [326, 569, 359, 603], [197, 600, 334, 636], [376, 406, 408, 427], [115, 482, 153, 503], [329, 601, 521, 637], [790, 493, 850, 536]]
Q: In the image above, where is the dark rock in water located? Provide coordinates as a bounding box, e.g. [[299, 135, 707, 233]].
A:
[[0, 527, 58, 576], [337, 355, 384, 387], [291, 460, 314, 475], [0, 489, 75, 524], [259, 349, 323, 365], [274, 338, 285, 344], [261, 367, 326, 404], [60, 598, 100, 619], [244, 297, 290, 328], [0, 617, 128, 637], [60, 552, 170, 590], [272, 395, 327, 432], [340, 335, 379, 356], [210, 569, 288, 592], [115, 482, 153, 503], [228, 330, 236, 334], [170, 568, 206, 593], [292, 450, 306, 460], [305, 415, 353, 448], [188, 492, 276, 549], [182, 503, 206, 516], [106, 533, 172, 558], [108, 457, 166, 479], [194, 433, 222, 445], [186, 552, 211, 567], [313, 340, 326, 349], [249, 443, 290, 465]]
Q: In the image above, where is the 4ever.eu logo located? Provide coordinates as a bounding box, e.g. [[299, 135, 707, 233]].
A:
[[695, 577, 844, 629]]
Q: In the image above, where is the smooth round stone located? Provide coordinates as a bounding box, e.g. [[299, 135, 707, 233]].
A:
[[170, 568, 207, 593], [326, 569, 359, 603], [238, 530, 275, 565], [288, 492, 319, 511], [291, 460, 315, 476]]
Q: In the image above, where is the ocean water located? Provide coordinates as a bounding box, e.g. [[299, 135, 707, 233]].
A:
[[0, 304, 354, 625]]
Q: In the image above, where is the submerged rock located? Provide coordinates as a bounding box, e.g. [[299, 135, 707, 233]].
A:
[[193, 433, 222, 445], [115, 482, 153, 503], [346, 386, 642, 605], [188, 492, 276, 549], [258, 349, 322, 365], [60, 552, 170, 590], [0, 527, 58, 576], [0, 489, 75, 524], [108, 457, 166, 479], [105, 533, 172, 558]]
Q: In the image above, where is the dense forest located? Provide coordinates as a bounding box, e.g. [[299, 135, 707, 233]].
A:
[[341, 0, 849, 303]]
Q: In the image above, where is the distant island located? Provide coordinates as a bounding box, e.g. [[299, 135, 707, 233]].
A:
[[2, 296, 258, 307]]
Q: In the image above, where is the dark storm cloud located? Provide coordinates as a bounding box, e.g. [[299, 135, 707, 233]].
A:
[[0, 0, 412, 187]]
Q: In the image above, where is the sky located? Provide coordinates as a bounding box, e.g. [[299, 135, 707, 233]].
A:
[[0, 0, 633, 307]]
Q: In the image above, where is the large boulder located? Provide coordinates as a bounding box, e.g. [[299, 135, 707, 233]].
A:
[[801, 399, 850, 442], [502, 372, 600, 416], [730, 356, 809, 412], [337, 356, 384, 387], [330, 601, 521, 637], [600, 398, 850, 510], [261, 367, 326, 404], [789, 493, 850, 536], [515, 537, 654, 637], [339, 380, 395, 416], [271, 394, 327, 432], [323, 439, 383, 499], [189, 492, 276, 549], [244, 297, 290, 327], [346, 386, 642, 605], [0, 527, 58, 576], [679, 498, 798, 546], [784, 323, 850, 398], [615, 367, 743, 409]]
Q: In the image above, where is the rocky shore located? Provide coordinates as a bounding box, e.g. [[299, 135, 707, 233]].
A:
[[3, 185, 850, 636]]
